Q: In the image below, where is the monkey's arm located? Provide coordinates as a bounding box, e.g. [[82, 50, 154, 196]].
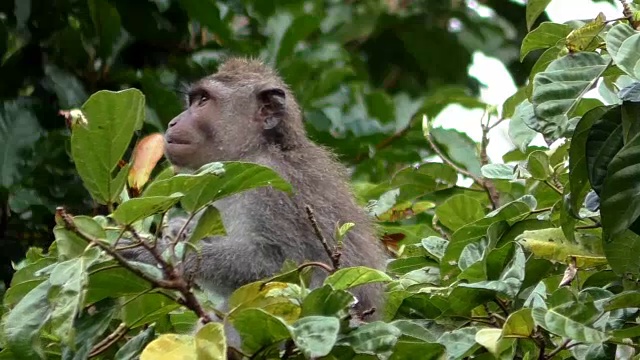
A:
[[118, 217, 286, 291]]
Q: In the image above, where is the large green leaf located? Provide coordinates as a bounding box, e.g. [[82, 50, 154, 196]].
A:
[[531, 52, 609, 142], [144, 162, 292, 213], [604, 230, 640, 277], [532, 303, 608, 343], [509, 100, 538, 152], [435, 194, 485, 231], [520, 22, 572, 61], [568, 105, 611, 214], [600, 130, 640, 241], [525, 0, 552, 31], [112, 193, 183, 224], [606, 23, 640, 79], [324, 266, 391, 290], [0, 101, 43, 189], [3, 281, 51, 359], [71, 89, 145, 204], [290, 316, 340, 358], [229, 308, 291, 354], [585, 106, 623, 194]]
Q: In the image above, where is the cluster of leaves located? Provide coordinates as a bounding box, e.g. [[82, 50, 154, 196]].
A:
[[5, 0, 640, 360]]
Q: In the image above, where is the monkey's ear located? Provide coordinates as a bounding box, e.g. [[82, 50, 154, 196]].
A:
[[257, 87, 286, 130]]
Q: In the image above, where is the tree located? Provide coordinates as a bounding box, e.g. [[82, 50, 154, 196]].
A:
[[3, 0, 640, 359]]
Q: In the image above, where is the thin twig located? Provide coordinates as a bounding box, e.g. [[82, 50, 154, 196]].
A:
[[296, 261, 334, 274], [305, 206, 341, 270], [89, 322, 128, 358], [544, 339, 572, 359], [425, 130, 499, 209]]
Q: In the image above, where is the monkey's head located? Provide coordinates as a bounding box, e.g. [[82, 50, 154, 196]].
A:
[[164, 58, 306, 170]]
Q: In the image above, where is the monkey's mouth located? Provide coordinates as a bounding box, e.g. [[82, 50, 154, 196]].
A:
[[165, 135, 191, 145]]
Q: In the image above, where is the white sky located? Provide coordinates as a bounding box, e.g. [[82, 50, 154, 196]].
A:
[[434, 0, 624, 162]]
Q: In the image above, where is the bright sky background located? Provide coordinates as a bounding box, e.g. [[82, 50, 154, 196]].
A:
[[434, 0, 624, 163]]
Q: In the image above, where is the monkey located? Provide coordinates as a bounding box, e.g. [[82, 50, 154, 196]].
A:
[[121, 57, 388, 348]]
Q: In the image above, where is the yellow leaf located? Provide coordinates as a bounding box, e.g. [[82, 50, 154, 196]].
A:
[[195, 322, 227, 360], [140, 334, 196, 360]]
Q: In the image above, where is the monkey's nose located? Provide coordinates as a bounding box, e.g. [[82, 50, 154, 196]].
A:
[[168, 119, 177, 128]]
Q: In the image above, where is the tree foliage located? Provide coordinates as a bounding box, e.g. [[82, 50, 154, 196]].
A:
[[3, 0, 640, 359]]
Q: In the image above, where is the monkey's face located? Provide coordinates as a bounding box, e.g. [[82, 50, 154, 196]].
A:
[[164, 77, 290, 170]]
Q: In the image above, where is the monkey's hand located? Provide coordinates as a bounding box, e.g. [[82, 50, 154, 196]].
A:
[[116, 215, 195, 263]]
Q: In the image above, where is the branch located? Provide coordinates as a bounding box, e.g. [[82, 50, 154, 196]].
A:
[[56, 207, 213, 324], [305, 206, 342, 270], [89, 322, 128, 358], [425, 129, 500, 209], [544, 339, 572, 359]]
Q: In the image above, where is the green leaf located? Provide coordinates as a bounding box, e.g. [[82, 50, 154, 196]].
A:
[[526, 45, 564, 97], [603, 291, 640, 311], [475, 328, 514, 358], [586, 106, 623, 194], [502, 308, 534, 337], [531, 52, 609, 142], [421, 236, 448, 261], [532, 304, 608, 343], [112, 193, 183, 225], [195, 322, 226, 360], [502, 87, 527, 120], [437, 327, 481, 360], [342, 322, 401, 358], [526, 150, 551, 180], [229, 308, 291, 354], [144, 161, 292, 213], [525, 0, 552, 31], [622, 101, 640, 143], [600, 131, 640, 241], [521, 22, 572, 61], [604, 230, 640, 277], [115, 325, 155, 360], [0, 101, 43, 189], [62, 298, 117, 359], [435, 194, 485, 231], [387, 163, 458, 201], [509, 100, 538, 152], [517, 227, 606, 265], [86, 262, 153, 304], [460, 244, 525, 297], [48, 248, 102, 346], [71, 89, 145, 204], [121, 293, 180, 328], [431, 128, 481, 176], [481, 164, 515, 180], [301, 285, 355, 317], [3, 281, 51, 359], [569, 105, 611, 214], [606, 23, 640, 79], [290, 316, 340, 358], [442, 197, 535, 279], [187, 205, 226, 244], [324, 266, 392, 290]]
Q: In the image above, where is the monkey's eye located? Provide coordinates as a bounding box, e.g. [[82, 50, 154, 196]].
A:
[[188, 92, 209, 107]]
